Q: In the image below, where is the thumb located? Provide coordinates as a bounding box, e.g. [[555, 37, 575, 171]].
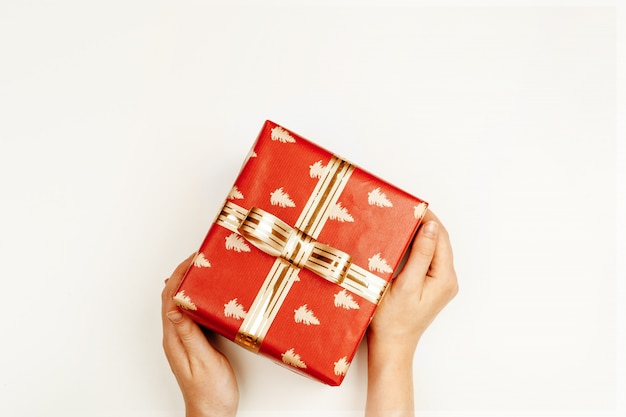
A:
[[393, 221, 439, 293], [166, 309, 217, 357]]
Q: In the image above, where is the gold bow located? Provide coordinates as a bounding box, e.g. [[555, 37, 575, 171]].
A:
[[239, 207, 353, 285], [216, 201, 388, 305]]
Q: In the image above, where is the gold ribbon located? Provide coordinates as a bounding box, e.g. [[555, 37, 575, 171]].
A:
[[239, 207, 353, 285], [217, 202, 388, 301], [214, 155, 389, 352]]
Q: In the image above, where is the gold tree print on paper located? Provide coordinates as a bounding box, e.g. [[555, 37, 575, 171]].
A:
[[414, 202, 428, 219], [224, 298, 247, 320], [294, 305, 320, 325], [270, 187, 296, 208], [270, 126, 296, 143], [367, 187, 393, 208], [334, 289, 360, 310], [173, 291, 197, 311], [225, 233, 251, 252], [328, 201, 354, 223], [333, 356, 350, 376], [228, 185, 244, 200], [309, 160, 327, 178], [193, 253, 211, 268], [281, 348, 307, 369], [368, 253, 393, 273]]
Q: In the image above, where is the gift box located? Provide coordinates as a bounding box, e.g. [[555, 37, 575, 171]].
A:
[[174, 120, 428, 385]]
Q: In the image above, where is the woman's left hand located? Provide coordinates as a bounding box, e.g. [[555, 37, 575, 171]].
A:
[[162, 254, 239, 417]]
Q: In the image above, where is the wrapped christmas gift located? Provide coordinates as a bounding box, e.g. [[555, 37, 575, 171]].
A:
[[174, 120, 428, 385]]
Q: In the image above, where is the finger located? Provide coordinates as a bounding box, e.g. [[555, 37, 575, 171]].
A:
[[161, 253, 196, 311], [428, 221, 455, 278], [393, 220, 439, 294], [165, 308, 220, 362], [162, 314, 189, 375], [420, 209, 454, 277], [422, 209, 449, 239], [425, 228, 459, 298]]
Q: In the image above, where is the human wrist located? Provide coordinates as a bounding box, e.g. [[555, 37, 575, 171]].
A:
[[186, 411, 236, 417], [366, 340, 415, 417], [367, 333, 419, 365], [186, 402, 237, 417], [367, 348, 414, 378]]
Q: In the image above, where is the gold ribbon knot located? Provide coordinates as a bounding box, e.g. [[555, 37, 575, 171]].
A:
[[238, 207, 353, 285]]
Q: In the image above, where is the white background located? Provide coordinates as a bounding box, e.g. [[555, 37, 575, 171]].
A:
[[0, 1, 622, 416]]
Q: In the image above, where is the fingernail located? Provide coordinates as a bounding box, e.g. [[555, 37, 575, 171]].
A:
[[423, 221, 438, 238], [164, 278, 169, 285], [167, 310, 184, 323]]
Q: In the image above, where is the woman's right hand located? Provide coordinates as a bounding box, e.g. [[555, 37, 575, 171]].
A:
[[366, 210, 458, 417]]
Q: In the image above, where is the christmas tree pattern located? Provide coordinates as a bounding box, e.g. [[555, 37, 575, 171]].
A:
[[224, 298, 247, 320], [368, 253, 393, 273], [334, 289, 360, 310], [309, 160, 327, 178], [328, 201, 354, 222], [281, 348, 307, 369], [193, 253, 211, 268], [225, 233, 251, 252], [270, 187, 296, 208], [270, 126, 296, 143], [414, 202, 427, 219], [228, 185, 244, 200], [173, 290, 197, 311], [294, 305, 320, 325], [333, 357, 350, 376], [367, 187, 393, 207]]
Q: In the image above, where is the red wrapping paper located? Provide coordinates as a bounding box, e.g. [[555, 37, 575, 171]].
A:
[[174, 120, 428, 385]]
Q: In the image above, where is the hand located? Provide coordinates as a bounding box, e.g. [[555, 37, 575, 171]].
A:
[[369, 209, 458, 355], [366, 210, 458, 417], [162, 254, 239, 417]]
